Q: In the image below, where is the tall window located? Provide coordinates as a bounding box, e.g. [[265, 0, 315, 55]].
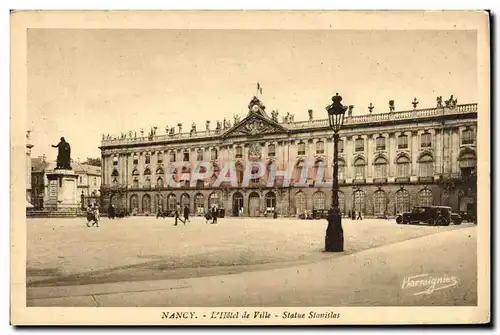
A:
[[298, 142, 306, 155], [197, 149, 203, 161], [338, 159, 346, 180], [265, 192, 277, 209], [374, 156, 388, 178], [376, 136, 386, 151], [183, 151, 190, 162], [355, 138, 364, 152], [313, 192, 326, 210], [338, 140, 344, 153], [395, 189, 410, 214], [418, 154, 434, 177], [398, 134, 408, 149], [373, 190, 387, 215], [235, 146, 242, 158], [211, 148, 218, 160], [132, 178, 139, 188], [396, 155, 410, 177], [459, 151, 476, 177], [418, 189, 433, 207], [170, 151, 176, 162], [144, 177, 151, 188], [113, 156, 118, 166], [145, 153, 151, 164], [156, 177, 164, 187], [268, 144, 276, 157], [316, 141, 324, 154], [421, 132, 432, 148], [354, 157, 366, 179], [462, 129, 474, 145], [157, 153, 163, 164], [294, 192, 306, 214], [133, 154, 138, 165]]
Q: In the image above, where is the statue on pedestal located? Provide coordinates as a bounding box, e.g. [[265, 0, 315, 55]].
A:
[[389, 100, 395, 112], [436, 96, 443, 108], [52, 137, 72, 170], [308, 109, 313, 121], [271, 110, 279, 122]]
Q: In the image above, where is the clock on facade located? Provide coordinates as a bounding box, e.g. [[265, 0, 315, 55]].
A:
[[251, 104, 260, 112]]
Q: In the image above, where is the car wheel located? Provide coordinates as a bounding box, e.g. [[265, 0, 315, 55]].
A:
[[454, 219, 462, 225], [396, 216, 403, 224]]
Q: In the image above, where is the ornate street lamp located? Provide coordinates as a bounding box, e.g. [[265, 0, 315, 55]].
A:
[[325, 93, 348, 252]]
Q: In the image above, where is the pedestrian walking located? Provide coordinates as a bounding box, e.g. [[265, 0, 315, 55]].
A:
[[204, 210, 212, 224], [92, 203, 100, 227], [156, 207, 164, 219], [85, 204, 96, 227], [108, 204, 115, 219], [174, 203, 184, 226], [183, 205, 191, 223], [357, 210, 363, 220], [211, 205, 218, 224]]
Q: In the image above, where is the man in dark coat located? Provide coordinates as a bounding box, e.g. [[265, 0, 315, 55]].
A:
[[211, 206, 218, 224], [183, 205, 191, 223]]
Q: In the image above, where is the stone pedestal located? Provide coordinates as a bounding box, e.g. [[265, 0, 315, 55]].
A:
[[44, 170, 78, 212]]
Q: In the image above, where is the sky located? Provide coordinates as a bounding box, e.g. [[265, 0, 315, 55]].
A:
[[27, 29, 477, 161]]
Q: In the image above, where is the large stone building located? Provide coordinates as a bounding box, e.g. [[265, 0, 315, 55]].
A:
[[99, 95, 477, 217], [31, 158, 102, 209]]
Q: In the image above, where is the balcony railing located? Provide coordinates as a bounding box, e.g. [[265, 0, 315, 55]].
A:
[[101, 103, 477, 147]]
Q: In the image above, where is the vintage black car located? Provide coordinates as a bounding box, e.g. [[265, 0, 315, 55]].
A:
[[396, 206, 462, 226]]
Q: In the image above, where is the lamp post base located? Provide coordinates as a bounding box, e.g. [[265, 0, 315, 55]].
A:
[[325, 208, 344, 252]]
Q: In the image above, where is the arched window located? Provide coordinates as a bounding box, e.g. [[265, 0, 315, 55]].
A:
[[297, 142, 306, 155], [154, 194, 163, 213], [354, 157, 366, 179], [209, 192, 223, 207], [156, 176, 164, 187], [211, 148, 218, 160], [294, 192, 306, 214], [167, 194, 177, 211], [265, 192, 277, 209], [142, 194, 151, 213], [313, 191, 326, 210], [395, 189, 410, 214], [396, 155, 410, 177], [418, 154, 434, 177], [373, 190, 387, 215], [130, 194, 139, 211], [235, 146, 243, 159], [316, 141, 324, 154], [462, 129, 474, 145], [268, 144, 276, 157], [418, 189, 433, 207], [374, 156, 388, 178], [353, 190, 366, 215], [195, 193, 204, 214], [180, 193, 190, 209]]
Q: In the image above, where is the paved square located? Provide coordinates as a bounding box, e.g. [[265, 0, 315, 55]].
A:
[[27, 216, 473, 287]]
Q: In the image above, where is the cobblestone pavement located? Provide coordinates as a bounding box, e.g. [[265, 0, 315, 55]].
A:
[[26, 216, 475, 288]]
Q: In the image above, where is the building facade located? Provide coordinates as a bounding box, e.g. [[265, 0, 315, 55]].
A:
[[99, 96, 477, 217], [31, 158, 102, 209]]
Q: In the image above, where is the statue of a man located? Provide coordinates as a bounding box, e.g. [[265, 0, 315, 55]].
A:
[[52, 137, 71, 170]]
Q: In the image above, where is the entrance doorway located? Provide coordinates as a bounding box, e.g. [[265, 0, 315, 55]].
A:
[[248, 192, 260, 217], [232, 192, 244, 216]]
